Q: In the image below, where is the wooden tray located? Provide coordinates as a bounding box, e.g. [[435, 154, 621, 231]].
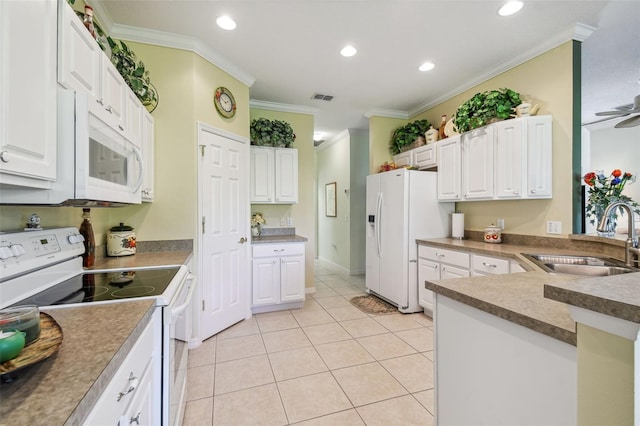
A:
[[0, 312, 63, 380]]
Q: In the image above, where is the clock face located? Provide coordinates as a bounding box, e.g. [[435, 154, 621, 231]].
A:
[[214, 87, 236, 118]]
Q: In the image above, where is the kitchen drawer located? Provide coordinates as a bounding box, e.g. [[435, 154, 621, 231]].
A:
[[83, 313, 156, 425], [472, 254, 510, 274], [419, 245, 470, 268], [253, 243, 305, 258]]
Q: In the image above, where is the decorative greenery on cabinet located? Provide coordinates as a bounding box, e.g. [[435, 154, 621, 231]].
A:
[[108, 39, 159, 113], [454, 88, 521, 133], [250, 118, 296, 147], [390, 119, 431, 155]]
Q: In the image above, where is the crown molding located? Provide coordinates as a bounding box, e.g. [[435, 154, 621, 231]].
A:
[[107, 24, 256, 87], [250, 100, 318, 116], [409, 23, 597, 117], [364, 109, 409, 119]]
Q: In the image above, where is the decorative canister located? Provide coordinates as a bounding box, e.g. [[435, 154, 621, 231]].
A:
[[107, 223, 137, 256], [483, 224, 502, 244]]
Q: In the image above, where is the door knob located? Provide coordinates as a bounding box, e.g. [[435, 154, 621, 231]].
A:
[[239, 237, 247, 243]]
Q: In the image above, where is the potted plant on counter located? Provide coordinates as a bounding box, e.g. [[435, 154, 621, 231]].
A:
[[390, 119, 431, 155]]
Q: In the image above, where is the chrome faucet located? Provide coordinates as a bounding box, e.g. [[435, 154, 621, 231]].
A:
[[597, 201, 639, 267]]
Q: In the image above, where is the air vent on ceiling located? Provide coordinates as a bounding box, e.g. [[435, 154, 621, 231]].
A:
[[311, 93, 334, 101]]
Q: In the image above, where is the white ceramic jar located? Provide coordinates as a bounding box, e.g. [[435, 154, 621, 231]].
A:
[[483, 224, 502, 244], [107, 223, 136, 256]]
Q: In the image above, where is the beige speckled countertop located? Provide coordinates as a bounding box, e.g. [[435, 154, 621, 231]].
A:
[[251, 235, 308, 244], [544, 272, 640, 323], [0, 300, 155, 426], [93, 250, 192, 269], [420, 236, 640, 345]]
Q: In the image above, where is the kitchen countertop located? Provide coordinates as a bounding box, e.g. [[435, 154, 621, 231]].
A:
[[93, 250, 192, 269], [420, 237, 640, 345], [0, 300, 155, 426], [251, 235, 308, 244]]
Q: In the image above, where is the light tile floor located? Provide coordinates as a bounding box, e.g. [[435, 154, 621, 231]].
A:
[[183, 260, 435, 426]]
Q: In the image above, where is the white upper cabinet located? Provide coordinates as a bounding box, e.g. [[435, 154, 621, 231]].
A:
[[141, 109, 154, 202], [392, 143, 437, 170], [57, 0, 101, 99], [526, 115, 553, 198], [250, 147, 298, 204], [437, 136, 462, 201], [58, 0, 144, 146], [0, 0, 58, 188], [437, 116, 552, 202], [462, 126, 494, 200], [393, 150, 413, 168]]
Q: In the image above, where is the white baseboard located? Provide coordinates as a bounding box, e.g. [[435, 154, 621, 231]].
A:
[[317, 256, 351, 274], [305, 287, 316, 294]]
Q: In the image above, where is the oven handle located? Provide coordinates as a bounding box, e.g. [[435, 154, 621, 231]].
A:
[[170, 274, 196, 321]]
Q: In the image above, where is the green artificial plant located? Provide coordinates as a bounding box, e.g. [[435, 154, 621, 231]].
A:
[[390, 119, 430, 155], [250, 118, 296, 147], [453, 88, 521, 133], [108, 38, 159, 112]]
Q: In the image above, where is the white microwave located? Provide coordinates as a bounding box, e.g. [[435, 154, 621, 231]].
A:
[[1, 89, 143, 206]]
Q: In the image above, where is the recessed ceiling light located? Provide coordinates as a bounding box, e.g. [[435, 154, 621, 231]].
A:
[[340, 45, 357, 57], [419, 62, 435, 72], [216, 15, 236, 30], [498, 1, 523, 16], [314, 132, 324, 141]]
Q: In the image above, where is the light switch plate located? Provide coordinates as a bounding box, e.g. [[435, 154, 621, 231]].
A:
[[546, 221, 562, 234]]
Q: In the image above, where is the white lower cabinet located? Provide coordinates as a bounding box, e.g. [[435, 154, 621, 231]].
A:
[[83, 310, 160, 426], [252, 243, 305, 313], [418, 244, 523, 313]]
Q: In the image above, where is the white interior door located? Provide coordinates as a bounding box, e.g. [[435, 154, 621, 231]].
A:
[[198, 125, 250, 340]]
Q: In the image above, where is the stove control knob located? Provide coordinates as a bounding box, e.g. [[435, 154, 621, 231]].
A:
[[0, 246, 13, 259], [9, 244, 25, 257], [68, 234, 85, 244]]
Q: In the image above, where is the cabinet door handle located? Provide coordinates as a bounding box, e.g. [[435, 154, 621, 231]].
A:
[[432, 264, 438, 270], [105, 105, 113, 113], [530, 189, 537, 194], [130, 412, 142, 425], [435, 252, 445, 258], [239, 237, 247, 244], [482, 262, 497, 268], [0, 151, 8, 163], [96, 98, 104, 105], [119, 125, 124, 131], [409, 259, 417, 263], [117, 372, 138, 401]]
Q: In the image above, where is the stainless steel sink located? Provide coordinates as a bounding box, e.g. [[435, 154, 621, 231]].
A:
[[522, 254, 639, 276]]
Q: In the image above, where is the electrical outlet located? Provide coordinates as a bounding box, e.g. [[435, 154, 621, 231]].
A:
[[546, 221, 562, 235], [497, 219, 505, 230], [280, 217, 286, 226], [287, 217, 293, 226]]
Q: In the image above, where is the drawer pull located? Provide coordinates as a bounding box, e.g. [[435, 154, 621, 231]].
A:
[[130, 412, 142, 425], [435, 252, 445, 258], [482, 262, 497, 268], [117, 373, 139, 402], [274, 249, 285, 252]]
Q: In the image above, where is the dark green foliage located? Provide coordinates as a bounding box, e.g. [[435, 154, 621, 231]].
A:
[[454, 88, 521, 133], [250, 118, 296, 147], [390, 119, 431, 155]]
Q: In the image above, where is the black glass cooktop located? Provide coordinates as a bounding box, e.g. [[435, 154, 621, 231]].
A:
[[11, 267, 180, 307]]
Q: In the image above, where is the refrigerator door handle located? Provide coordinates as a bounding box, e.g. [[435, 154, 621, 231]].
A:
[[376, 192, 383, 257]]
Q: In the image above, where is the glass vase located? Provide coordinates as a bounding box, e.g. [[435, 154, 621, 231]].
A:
[[595, 206, 616, 238]]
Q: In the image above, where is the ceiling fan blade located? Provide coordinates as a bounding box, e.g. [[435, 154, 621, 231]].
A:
[[614, 114, 640, 128], [595, 111, 631, 116]]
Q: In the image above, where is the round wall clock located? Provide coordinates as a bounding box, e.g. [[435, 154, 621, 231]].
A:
[[214, 87, 237, 118]]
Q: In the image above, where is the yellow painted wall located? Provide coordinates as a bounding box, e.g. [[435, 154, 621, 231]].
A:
[[368, 116, 407, 174], [249, 109, 316, 287], [370, 42, 575, 237], [576, 323, 634, 425]]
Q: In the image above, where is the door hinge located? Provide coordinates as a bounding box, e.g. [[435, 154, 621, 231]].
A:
[[202, 300, 205, 311], [202, 216, 205, 234], [200, 145, 205, 157]]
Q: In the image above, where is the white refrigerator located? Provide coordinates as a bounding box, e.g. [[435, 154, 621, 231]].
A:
[[366, 169, 454, 313]]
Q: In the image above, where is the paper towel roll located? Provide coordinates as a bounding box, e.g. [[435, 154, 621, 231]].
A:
[[452, 213, 464, 239]]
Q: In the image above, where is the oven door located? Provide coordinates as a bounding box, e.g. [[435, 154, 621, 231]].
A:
[[166, 273, 195, 426], [74, 92, 144, 204]]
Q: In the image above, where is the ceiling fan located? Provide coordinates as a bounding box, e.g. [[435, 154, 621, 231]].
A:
[[595, 95, 640, 128]]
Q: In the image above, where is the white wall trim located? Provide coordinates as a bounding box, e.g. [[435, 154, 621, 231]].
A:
[[107, 23, 256, 87], [364, 108, 409, 119], [250, 99, 318, 116], [408, 23, 597, 118], [196, 122, 249, 144], [317, 256, 351, 275]]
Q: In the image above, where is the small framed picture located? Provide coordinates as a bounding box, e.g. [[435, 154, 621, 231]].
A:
[[325, 182, 337, 217]]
